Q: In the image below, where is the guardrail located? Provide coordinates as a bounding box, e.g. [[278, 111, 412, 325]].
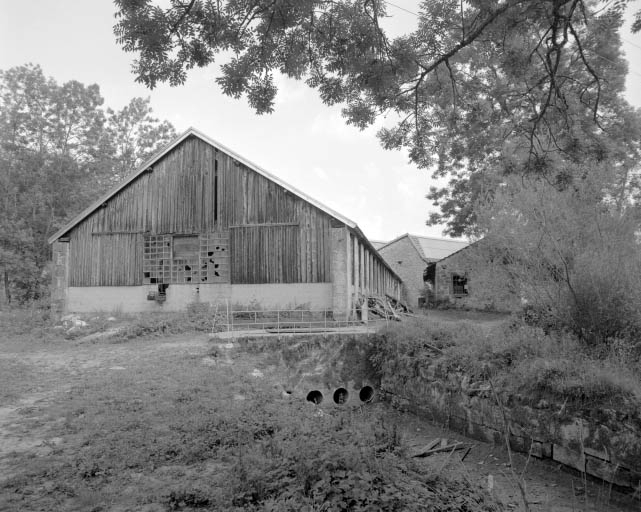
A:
[[217, 307, 364, 334]]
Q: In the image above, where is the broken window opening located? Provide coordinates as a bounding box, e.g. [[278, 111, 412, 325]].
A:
[[143, 233, 230, 285], [452, 274, 468, 296], [424, 263, 436, 285]]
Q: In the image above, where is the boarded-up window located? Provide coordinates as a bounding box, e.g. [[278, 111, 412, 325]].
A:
[[173, 236, 199, 259]]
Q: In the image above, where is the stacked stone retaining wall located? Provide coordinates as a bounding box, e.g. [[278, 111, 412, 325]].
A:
[[381, 367, 641, 489]]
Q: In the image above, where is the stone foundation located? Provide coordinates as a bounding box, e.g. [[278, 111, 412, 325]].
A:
[[51, 242, 69, 313], [66, 283, 333, 313]]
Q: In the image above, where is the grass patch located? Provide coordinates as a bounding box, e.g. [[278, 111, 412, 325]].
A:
[[0, 301, 228, 346], [0, 305, 57, 339], [0, 338, 500, 511]]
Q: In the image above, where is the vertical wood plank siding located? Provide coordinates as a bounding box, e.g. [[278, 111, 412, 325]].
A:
[[230, 225, 302, 283], [68, 136, 339, 286], [69, 230, 142, 286], [66, 136, 398, 293]]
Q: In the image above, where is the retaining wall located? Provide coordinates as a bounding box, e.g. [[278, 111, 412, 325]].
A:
[[381, 367, 641, 489]]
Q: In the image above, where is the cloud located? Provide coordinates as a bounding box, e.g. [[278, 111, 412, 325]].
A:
[[396, 180, 415, 197], [274, 74, 310, 105], [312, 166, 329, 181], [309, 109, 382, 141]]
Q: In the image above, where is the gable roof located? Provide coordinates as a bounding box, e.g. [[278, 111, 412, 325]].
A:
[[434, 238, 482, 264], [47, 128, 401, 281], [49, 127, 358, 244], [369, 240, 388, 250], [379, 233, 469, 262]]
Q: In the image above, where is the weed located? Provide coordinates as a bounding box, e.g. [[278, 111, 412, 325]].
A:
[[372, 315, 641, 411], [0, 303, 56, 338], [166, 488, 211, 510]]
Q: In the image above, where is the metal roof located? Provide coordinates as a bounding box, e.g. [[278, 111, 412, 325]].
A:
[[379, 233, 469, 262]]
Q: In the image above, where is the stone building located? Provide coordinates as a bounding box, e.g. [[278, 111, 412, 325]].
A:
[[49, 128, 401, 317], [426, 241, 519, 311], [378, 234, 468, 308]]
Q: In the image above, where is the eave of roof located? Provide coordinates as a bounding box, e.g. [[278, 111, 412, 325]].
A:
[[47, 128, 402, 282], [377, 233, 411, 252], [434, 238, 482, 263], [379, 232, 470, 263]]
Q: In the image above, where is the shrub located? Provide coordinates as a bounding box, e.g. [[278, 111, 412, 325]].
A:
[[474, 170, 641, 348], [372, 315, 641, 410], [225, 401, 499, 511], [0, 301, 56, 338]]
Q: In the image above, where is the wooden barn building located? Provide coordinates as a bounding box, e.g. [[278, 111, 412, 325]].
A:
[[49, 128, 401, 319]]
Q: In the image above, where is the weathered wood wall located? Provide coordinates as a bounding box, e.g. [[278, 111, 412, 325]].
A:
[[230, 225, 304, 283], [69, 228, 142, 286], [66, 136, 333, 286], [66, 135, 395, 291]]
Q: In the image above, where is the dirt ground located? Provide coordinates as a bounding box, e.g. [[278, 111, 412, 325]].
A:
[[0, 331, 639, 511]]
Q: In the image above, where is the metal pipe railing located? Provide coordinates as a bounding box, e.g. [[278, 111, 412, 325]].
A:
[[216, 307, 363, 334]]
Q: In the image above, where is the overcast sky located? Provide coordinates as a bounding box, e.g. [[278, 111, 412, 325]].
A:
[[1, 1, 640, 243]]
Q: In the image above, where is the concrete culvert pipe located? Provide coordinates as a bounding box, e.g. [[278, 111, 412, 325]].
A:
[[359, 386, 375, 403], [333, 387, 349, 405], [306, 390, 323, 405]]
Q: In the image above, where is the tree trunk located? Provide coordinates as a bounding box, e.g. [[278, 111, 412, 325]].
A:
[[3, 270, 10, 305]]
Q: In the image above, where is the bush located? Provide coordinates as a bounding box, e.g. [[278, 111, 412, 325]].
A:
[[371, 315, 641, 410], [563, 247, 641, 345], [0, 301, 56, 338], [114, 304, 226, 340], [473, 170, 641, 348]]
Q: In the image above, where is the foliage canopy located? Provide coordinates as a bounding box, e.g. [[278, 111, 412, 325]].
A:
[[114, 0, 641, 234], [0, 64, 176, 302]]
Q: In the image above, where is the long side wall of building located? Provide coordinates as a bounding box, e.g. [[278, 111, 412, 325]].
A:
[[347, 231, 401, 309]]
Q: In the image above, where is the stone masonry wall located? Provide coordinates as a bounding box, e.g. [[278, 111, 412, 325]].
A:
[[379, 237, 427, 308], [381, 366, 641, 489], [330, 226, 352, 321], [51, 241, 69, 314], [435, 248, 519, 312]]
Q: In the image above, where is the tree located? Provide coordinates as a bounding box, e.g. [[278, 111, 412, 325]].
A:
[[0, 64, 108, 302], [466, 165, 641, 343], [114, 0, 641, 235], [0, 64, 176, 303], [107, 97, 177, 182]]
